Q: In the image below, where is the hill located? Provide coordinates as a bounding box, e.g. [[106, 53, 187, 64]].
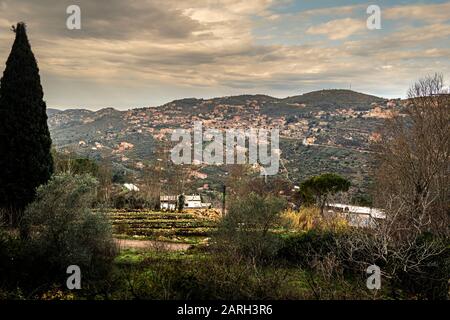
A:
[[46, 108, 62, 116], [284, 89, 384, 107], [47, 89, 401, 194]]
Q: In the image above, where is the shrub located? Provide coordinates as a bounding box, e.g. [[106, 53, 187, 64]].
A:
[[20, 174, 117, 291], [390, 233, 449, 300], [110, 190, 155, 210], [278, 230, 337, 267], [215, 193, 286, 264], [281, 207, 348, 232]]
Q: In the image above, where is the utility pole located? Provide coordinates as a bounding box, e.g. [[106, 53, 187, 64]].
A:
[[222, 185, 226, 216]]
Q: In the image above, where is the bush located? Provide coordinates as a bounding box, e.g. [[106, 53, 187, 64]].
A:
[[214, 193, 286, 264], [109, 190, 158, 210], [20, 174, 117, 292], [281, 207, 348, 232], [390, 233, 449, 300], [278, 230, 337, 267], [284, 228, 450, 300]]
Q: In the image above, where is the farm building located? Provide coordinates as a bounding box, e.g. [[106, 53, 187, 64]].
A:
[[184, 195, 211, 209], [160, 195, 178, 211], [326, 203, 385, 228], [160, 194, 211, 211]]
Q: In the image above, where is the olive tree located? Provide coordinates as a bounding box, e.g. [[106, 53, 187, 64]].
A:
[[21, 174, 117, 286], [215, 193, 286, 264]]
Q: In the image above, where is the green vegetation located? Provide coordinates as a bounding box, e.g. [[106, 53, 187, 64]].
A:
[[109, 209, 217, 243], [299, 173, 350, 213], [216, 193, 286, 263], [0, 22, 53, 223], [0, 174, 117, 298]]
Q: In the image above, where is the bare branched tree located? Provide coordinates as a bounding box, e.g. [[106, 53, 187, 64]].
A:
[[336, 74, 449, 299], [376, 73, 449, 237]]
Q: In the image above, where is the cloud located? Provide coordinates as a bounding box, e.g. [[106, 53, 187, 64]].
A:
[[297, 4, 364, 19], [344, 23, 450, 56], [385, 2, 450, 23], [0, 0, 449, 108], [306, 18, 366, 40], [0, 0, 205, 40]]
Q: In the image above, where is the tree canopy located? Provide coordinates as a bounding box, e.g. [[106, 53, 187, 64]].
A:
[[299, 173, 350, 214], [0, 22, 53, 221]]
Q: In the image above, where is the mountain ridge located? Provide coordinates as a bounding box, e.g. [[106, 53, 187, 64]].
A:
[[47, 89, 388, 114]]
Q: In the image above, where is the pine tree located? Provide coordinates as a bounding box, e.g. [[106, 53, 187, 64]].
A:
[[0, 22, 53, 223]]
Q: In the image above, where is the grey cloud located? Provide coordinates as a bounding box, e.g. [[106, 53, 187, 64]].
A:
[[1, 0, 203, 40]]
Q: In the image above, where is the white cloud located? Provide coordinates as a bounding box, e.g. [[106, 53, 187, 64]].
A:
[[385, 2, 450, 22], [0, 0, 449, 108], [306, 18, 366, 40]]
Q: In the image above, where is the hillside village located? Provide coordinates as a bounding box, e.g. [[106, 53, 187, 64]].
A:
[[47, 90, 403, 194]]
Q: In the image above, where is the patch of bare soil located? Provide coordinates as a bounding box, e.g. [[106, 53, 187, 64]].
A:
[[114, 238, 191, 251]]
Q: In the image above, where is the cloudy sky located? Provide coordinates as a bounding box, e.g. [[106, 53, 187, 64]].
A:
[[0, 0, 449, 110]]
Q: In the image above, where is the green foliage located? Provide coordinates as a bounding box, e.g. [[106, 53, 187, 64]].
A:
[[278, 231, 338, 267], [113, 251, 295, 300], [0, 22, 53, 218], [52, 150, 99, 176], [110, 191, 151, 210], [215, 193, 286, 263], [351, 192, 373, 207], [177, 194, 185, 212], [299, 173, 350, 211], [20, 174, 117, 288]]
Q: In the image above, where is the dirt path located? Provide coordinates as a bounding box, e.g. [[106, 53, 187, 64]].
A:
[[114, 238, 191, 251]]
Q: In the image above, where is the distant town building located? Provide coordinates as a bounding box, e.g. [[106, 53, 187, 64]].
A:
[[302, 137, 316, 146]]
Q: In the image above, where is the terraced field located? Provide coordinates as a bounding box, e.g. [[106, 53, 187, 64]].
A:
[[108, 210, 219, 245]]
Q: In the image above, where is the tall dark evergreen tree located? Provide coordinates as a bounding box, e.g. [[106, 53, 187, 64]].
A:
[[0, 22, 53, 223]]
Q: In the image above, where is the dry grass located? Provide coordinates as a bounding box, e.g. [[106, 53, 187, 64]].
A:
[[281, 207, 349, 232]]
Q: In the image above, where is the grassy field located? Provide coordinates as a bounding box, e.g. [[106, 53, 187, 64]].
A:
[[108, 209, 219, 245], [109, 246, 376, 300]]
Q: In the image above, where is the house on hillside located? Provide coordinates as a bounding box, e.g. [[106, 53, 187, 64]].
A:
[[160, 194, 211, 211], [326, 203, 385, 228]]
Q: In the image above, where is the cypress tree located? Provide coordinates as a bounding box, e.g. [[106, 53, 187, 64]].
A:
[[0, 22, 53, 223]]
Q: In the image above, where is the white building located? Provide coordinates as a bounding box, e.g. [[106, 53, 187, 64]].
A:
[[327, 203, 385, 228], [160, 194, 211, 211], [184, 195, 211, 209], [160, 195, 177, 211]]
